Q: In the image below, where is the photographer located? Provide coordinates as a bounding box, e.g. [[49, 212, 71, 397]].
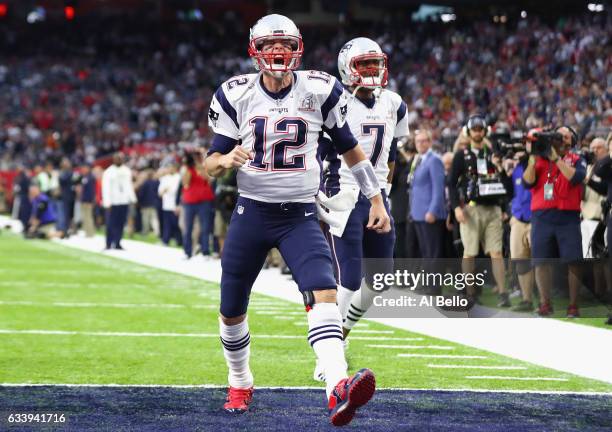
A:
[[449, 114, 511, 307], [522, 126, 586, 317]]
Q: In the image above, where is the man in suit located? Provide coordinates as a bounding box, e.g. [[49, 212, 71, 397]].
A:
[[409, 129, 447, 258]]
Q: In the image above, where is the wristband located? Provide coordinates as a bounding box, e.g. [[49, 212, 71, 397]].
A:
[[350, 160, 379, 199]]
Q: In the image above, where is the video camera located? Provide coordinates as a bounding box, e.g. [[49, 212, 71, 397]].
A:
[[527, 129, 563, 158], [490, 130, 526, 158]]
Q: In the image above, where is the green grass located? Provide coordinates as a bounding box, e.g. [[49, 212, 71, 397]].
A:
[[1, 233, 611, 392]]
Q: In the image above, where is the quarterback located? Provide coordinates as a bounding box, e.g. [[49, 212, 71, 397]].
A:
[[205, 14, 390, 426]]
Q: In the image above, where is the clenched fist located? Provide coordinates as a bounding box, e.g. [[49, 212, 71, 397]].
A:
[[220, 146, 254, 169]]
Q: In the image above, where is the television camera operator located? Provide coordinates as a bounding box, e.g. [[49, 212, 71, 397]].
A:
[[449, 114, 511, 307], [522, 126, 587, 317]]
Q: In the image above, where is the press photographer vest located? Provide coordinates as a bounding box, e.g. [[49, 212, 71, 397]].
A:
[[460, 145, 506, 206], [530, 154, 582, 212]]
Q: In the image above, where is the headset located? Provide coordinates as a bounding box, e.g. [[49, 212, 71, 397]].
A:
[[462, 114, 491, 137], [554, 125, 579, 148]]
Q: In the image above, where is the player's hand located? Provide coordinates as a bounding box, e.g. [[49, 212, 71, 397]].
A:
[[454, 207, 466, 224], [366, 196, 391, 233], [220, 146, 254, 169], [425, 212, 436, 224]]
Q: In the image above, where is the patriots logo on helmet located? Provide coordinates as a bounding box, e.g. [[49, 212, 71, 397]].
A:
[[340, 42, 353, 54]]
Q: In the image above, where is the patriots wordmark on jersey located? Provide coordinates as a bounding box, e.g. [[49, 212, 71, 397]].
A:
[[208, 70, 356, 203]]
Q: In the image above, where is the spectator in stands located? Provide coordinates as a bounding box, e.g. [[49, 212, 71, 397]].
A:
[[409, 129, 447, 258], [181, 151, 214, 258], [158, 162, 182, 246], [102, 153, 136, 250], [523, 126, 586, 317]]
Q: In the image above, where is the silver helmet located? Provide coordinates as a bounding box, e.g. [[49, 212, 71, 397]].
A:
[[248, 14, 303, 76], [338, 37, 388, 88]]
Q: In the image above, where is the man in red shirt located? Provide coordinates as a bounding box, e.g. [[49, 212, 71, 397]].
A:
[[181, 151, 215, 259], [523, 126, 586, 317]]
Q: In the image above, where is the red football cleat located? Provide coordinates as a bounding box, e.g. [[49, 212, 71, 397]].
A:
[[328, 368, 376, 426], [223, 386, 253, 413]]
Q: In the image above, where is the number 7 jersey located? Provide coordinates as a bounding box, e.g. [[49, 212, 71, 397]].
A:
[[208, 71, 354, 203], [337, 89, 409, 190]]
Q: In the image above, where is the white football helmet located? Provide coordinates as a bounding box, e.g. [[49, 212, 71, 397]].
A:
[[338, 37, 388, 89], [248, 14, 303, 76]]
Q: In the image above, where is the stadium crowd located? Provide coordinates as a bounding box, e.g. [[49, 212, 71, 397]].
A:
[[1, 12, 611, 318], [0, 13, 610, 170]]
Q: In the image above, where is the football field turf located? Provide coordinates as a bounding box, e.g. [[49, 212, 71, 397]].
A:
[[1, 233, 611, 430]]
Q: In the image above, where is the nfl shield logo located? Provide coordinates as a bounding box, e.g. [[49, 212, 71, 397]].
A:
[[237, 205, 244, 215]]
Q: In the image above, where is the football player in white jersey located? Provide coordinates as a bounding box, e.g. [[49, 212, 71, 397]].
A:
[[204, 15, 389, 426], [315, 37, 409, 381]]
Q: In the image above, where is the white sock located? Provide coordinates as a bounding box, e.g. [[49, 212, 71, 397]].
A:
[[219, 317, 253, 389], [344, 283, 377, 330], [307, 303, 348, 399], [336, 285, 355, 329]]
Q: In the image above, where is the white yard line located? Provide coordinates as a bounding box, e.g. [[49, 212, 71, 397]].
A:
[[465, 376, 569, 382], [1, 383, 610, 396], [0, 301, 217, 309], [2, 217, 611, 385], [398, 354, 488, 359], [0, 329, 416, 342], [291, 322, 371, 329], [347, 330, 394, 334], [367, 344, 453, 350], [428, 364, 527, 370], [254, 311, 304, 315]]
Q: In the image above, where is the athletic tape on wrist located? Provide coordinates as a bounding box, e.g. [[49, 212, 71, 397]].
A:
[[350, 160, 379, 199]]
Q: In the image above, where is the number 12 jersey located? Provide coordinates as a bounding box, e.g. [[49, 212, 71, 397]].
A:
[[208, 71, 355, 203]]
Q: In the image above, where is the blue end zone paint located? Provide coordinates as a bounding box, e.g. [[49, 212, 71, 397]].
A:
[[1, 387, 611, 431]]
